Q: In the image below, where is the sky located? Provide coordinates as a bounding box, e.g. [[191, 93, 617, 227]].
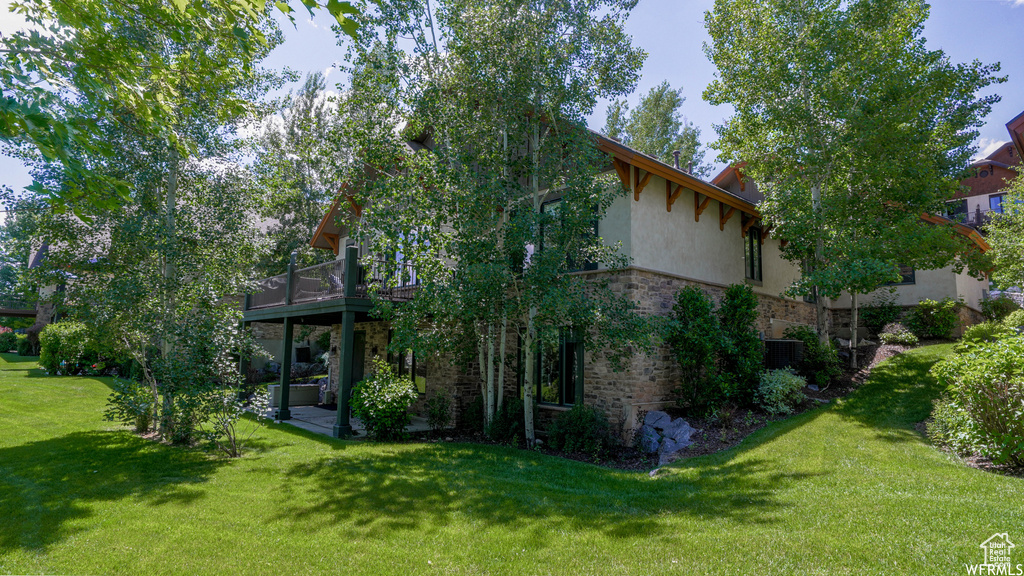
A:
[[1, 0, 1022, 195]]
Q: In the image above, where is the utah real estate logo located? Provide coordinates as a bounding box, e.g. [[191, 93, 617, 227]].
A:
[[966, 533, 1022, 575]]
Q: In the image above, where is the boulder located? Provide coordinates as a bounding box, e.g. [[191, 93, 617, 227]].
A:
[[664, 418, 695, 444], [637, 424, 661, 453], [644, 410, 671, 430]]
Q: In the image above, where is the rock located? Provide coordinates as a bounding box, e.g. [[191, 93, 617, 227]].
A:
[[637, 424, 661, 453], [649, 468, 662, 478], [807, 384, 819, 392], [535, 438, 544, 446], [663, 418, 695, 443], [644, 410, 671, 429], [836, 337, 851, 348]]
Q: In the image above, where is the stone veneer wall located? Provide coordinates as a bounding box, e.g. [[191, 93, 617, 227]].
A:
[[575, 267, 820, 439], [249, 322, 330, 368]]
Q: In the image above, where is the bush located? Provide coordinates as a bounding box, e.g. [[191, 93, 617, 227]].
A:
[[104, 378, 156, 433], [878, 322, 919, 346], [981, 295, 1020, 322], [960, 322, 1013, 347], [0, 329, 17, 353], [547, 404, 612, 458], [425, 393, 452, 434], [350, 357, 419, 440], [198, 389, 270, 457], [755, 368, 806, 415], [16, 334, 37, 356], [926, 395, 981, 457], [1003, 310, 1024, 331], [39, 321, 91, 374], [930, 335, 1024, 466], [460, 395, 485, 433], [906, 298, 962, 339], [717, 284, 763, 405], [782, 326, 842, 387], [315, 330, 332, 352], [860, 291, 903, 335], [666, 286, 725, 414], [486, 400, 525, 445]]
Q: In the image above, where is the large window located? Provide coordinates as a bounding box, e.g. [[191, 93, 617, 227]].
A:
[[990, 194, 1005, 214], [884, 265, 916, 286], [519, 333, 583, 406], [744, 226, 762, 282], [387, 330, 425, 394]]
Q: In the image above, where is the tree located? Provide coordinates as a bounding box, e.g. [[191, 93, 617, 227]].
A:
[[19, 0, 280, 446], [336, 0, 653, 443], [254, 72, 343, 275], [986, 173, 1024, 289], [0, 0, 365, 215], [704, 0, 1002, 361], [604, 81, 708, 177]]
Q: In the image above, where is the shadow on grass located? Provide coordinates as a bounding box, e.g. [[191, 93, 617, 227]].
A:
[[833, 346, 949, 438], [0, 430, 225, 553], [272, 441, 822, 540], [0, 353, 39, 366]]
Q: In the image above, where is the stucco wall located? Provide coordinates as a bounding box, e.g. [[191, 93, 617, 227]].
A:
[[829, 265, 985, 314], [598, 172, 806, 309]]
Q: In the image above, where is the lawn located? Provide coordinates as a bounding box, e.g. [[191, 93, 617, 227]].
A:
[[0, 346, 1020, 575]]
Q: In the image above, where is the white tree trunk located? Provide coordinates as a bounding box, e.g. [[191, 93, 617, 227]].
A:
[[497, 313, 507, 413], [850, 292, 859, 370], [523, 311, 536, 446], [811, 182, 828, 343], [486, 322, 496, 423]]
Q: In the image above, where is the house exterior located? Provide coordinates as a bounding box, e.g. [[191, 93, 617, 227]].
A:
[[244, 131, 991, 438], [949, 139, 1020, 229]]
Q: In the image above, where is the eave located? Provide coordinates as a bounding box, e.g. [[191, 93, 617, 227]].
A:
[[1007, 110, 1024, 158], [920, 212, 991, 252]]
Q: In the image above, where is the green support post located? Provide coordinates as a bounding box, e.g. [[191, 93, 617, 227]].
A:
[[276, 252, 297, 421], [333, 246, 361, 438]]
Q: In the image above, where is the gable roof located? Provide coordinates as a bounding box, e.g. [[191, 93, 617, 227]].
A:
[[1008, 110, 1024, 158]]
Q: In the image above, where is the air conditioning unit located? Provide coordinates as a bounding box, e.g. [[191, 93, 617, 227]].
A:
[[763, 339, 804, 370]]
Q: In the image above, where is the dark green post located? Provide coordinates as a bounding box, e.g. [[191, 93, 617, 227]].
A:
[[276, 252, 297, 421], [333, 246, 361, 438]]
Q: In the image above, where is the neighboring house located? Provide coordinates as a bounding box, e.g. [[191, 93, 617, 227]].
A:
[[949, 140, 1020, 229], [711, 166, 992, 336], [243, 129, 993, 437]]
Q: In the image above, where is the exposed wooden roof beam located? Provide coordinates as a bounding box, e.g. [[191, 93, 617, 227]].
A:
[[760, 224, 773, 245], [324, 233, 339, 255], [694, 192, 710, 222], [666, 182, 683, 212], [741, 215, 759, 238], [719, 202, 736, 231], [634, 169, 652, 201], [612, 158, 630, 191]]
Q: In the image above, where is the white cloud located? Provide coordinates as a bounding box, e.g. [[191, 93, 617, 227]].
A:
[[973, 138, 1008, 162]]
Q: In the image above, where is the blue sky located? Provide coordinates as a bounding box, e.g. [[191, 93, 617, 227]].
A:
[[1, 0, 1022, 195]]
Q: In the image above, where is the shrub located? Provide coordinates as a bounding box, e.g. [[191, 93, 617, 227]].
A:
[[547, 404, 612, 458], [1003, 310, 1024, 331], [104, 378, 156, 433], [782, 326, 841, 386], [425, 393, 452, 434], [39, 321, 91, 374], [0, 329, 17, 353], [878, 322, 919, 346], [860, 291, 903, 335], [666, 286, 725, 413], [930, 335, 1024, 466], [906, 298, 962, 339], [486, 400, 525, 445], [981, 295, 1020, 322], [717, 284, 763, 405], [755, 368, 806, 415], [16, 333, 37, 356], [960, 322, 1013, 347], [315, 330, 332, 352], [198, 389, 270, 457], [350, 357, 418, 440], [926, 395, 981, 456]]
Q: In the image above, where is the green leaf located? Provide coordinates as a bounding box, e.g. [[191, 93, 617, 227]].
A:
[[170, 0, 188, 12]]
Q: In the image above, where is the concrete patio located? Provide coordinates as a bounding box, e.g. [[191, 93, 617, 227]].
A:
[[269, 405, 432, 438]]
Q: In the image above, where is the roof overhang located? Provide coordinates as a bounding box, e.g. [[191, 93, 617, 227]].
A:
[[1008, 110, 1024, 159], [920, 212, 990, 252], [594, 135, 759, 217], [310, 186, 356, 255]]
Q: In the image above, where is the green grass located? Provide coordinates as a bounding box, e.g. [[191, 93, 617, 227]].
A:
[[0, 346, 1020, 575]]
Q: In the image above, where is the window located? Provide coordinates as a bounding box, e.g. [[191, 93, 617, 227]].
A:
[[990, 194, 1005, 214], [744, 226, 762, 282], [945, 199, 968, 223], [519, 333, 583, 407], [388, 330, 425, 394], [884, 265, 916, 286]]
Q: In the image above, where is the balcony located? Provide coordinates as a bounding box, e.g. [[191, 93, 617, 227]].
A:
[[243, 255, 418, 319], [947, 207, 1001, 231]]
